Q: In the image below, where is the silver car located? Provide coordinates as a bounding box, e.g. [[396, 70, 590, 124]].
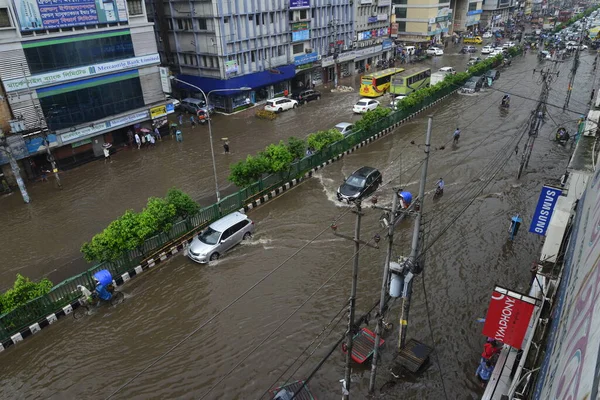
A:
[[187, 212, 254, 263]]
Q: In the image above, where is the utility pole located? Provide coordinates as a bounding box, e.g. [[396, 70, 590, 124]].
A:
[[0, 131, 30, 204], [398, 116, 432, 349], [331, 200, 379, 399], [328, 19, 341, 89], [564, 29, 583, 110]]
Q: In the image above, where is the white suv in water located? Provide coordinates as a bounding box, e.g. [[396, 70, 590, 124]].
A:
[[264, 97, 298, 113]]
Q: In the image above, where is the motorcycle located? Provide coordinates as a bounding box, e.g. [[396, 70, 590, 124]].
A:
[[434, 186, 444, 198]]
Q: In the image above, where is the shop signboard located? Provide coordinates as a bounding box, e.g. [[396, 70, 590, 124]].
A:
[[166, 103, 175, 114], [322, 51, 356, 67], [466, 14, 480, 26], [377, 14, 388, 21], [529, 186, 562, 236], [291, 22, 309, 31], [3, 53, 160, 92], [150, 105, 167, 119], [482, 287, 537, 349], [360, 0, 373, 4], [12, 0, 128, 31], [368, 16, 378, 23], [382, 39, 393, 50], [60, 110, 149, 144], [292, 29, 310, 42], [289, 0, 309, 9], [0, 135, 29, 165], [225, 60, 239, 75], [24, 133, 58, 154], [467, 9, 483, 15], [378, 0, 391, 6], [159, 67, 171, 93], [294, 52, 319, 66], [436, 7, 452, 22]]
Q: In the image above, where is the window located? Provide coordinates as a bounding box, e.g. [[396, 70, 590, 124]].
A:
[[395, 8, 407, 18], [0, 8, 11, 28], [270, 12, 275, 23], [197, 18, 207, 29], [167, 19, 173, 30], [278, 45, 285, 56], [126, 0, 143, 16], [468, 2, 477, 11], [177, 19, 183, 29], [249, 14, 254, 21], [397, 21, 406, 31], [299, 9, 307, 19], [392, 0, 407, 4], [251, 51, 255, 62], [24, 33, 135, 74], [224, 17, 229, 23], [293, 43, 304, 54], [39, 74, 144, 131], [312, 8, 315, 18]]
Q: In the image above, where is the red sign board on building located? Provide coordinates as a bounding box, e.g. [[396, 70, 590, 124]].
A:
[[482, 287, 537, 349]]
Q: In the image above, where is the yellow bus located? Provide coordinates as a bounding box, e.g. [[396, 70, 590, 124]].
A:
[[359, 68, 404, 97], [389, 67, 431, 97]]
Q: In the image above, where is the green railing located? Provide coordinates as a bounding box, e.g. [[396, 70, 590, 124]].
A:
[[0, 58, 504, 342]]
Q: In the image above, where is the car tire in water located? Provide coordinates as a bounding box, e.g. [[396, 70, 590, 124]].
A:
[[243, 232, 252, 240], [293, 104, 297, 109], [277, 108, 283, 113], [317, 96, 321, 100], [210, 252, 220, 261]]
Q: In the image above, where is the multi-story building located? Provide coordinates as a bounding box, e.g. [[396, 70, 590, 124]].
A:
[[454, 0, 483, 33], [391, 0, 453, 44], [0, 0, 165, 179], [148, 0, 354, 112], [350, 0, 393, 72], [480, 0, 515, 28]]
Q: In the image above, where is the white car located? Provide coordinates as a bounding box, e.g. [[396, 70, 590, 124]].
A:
[[438, 66, 456, 74], [264, 97, 298, 113], [390, 95, 406, 110], [490, 50, 503, 57], [503, 42, 516, 49], [353, 99, 380, 113], [335, 122, 354, 136], [481, 45, 493, 54], [494, 47, 504, 53], [483, 31, 493, 38], [426, 47, 444, 56], [166, 96, 181, 109]]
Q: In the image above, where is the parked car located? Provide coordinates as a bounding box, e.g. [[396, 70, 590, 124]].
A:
[[390, 95, 406, 110], [187, 212, 254, 263], [426, 47, 444, 56], [461, 45, 477, 54], [481, 45, 493, 54], [181, 97, 215, 115], [485, 69, 500, 81], [353, 99, 380, 113], [290, 89, 321, 104], [438, 66, 456, 75], [335, 122, 354, 136], [467, 57, 482, 66], [461, 76, 484, 94], [483, 31, 493, 38], [502, 41, 516, 48], [265, 97, 298, 112], [166, 96, 181, 109], [337, 166, 382, 203]]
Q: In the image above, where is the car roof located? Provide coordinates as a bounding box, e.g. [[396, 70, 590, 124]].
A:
[[209, 211, 249, 231], [352, 166, 379, 177], [336, 122, 353, 128], [439, 67, 453, 71], [268, 97, 289, 101]]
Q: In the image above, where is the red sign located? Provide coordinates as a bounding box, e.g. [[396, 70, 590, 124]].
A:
[[482, 288, 536, 349]]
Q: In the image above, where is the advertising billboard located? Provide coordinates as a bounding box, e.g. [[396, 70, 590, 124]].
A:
[[482, 287, 537, 349], [225, 60, 239, 75], [291, 22, 310, 42], [529, 185, 562, 236], [289, 0, 309, 9], [13, 0, 128, 31]]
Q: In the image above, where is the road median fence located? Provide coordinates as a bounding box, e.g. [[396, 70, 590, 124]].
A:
[[0, 52, 514, 348]]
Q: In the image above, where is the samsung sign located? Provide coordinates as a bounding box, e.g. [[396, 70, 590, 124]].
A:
[[529, 186, 562, 236], [4, 53, 161, 92]]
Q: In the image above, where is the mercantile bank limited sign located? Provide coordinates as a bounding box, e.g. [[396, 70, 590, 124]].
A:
[[3, 53, 160, 92]]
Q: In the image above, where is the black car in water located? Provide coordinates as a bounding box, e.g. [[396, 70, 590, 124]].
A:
[[460, 45, 477, 54], [337, 166, 382, 203], [290, 89, 321, 104]]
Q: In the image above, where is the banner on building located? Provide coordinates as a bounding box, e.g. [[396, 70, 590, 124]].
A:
[[0, 134, 29, 165], [378, 0, 391, 6], [159, 67, 171, 94], [292, 22, 310, 42], [225, 60, 239, 75], [529, 185, 562, 236], [12, 0, 128, 31], [482, 287, 537, 349], [150, 105, 167, 120], [391, 23, 399, 37], [382, 39, 393, 50], [60, 110, 149, 144], [294, 52, 319, 66], [289, 0, 309, 9], [3, 53, 160, 92]]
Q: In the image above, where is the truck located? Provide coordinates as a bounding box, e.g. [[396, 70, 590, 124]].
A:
[[431, 71, 449, 86]]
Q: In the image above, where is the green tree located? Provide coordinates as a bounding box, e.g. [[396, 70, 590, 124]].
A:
[[228, 154, 270, 187], [137, 197, 176, 238], [287, 136, 307, 160], [307, 129, 344, 151], [0, 274, 53, 314], [263, 141, 294, 173], [354, 107, 392, 132], [166, 188, 199, 219]]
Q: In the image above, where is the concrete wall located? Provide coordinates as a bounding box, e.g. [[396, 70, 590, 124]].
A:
[[534, 164, 600, 399]]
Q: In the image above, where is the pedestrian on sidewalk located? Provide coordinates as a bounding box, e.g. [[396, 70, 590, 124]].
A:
[[154, 126, 162, 141], [178, 113, 183, 125], [190, 115, 196, 128], [482, 340, 503, 362], [475, 359, 494, 387], [141, 133, 146, 146], [145, 132, 153, 146], [312, 79, 316, 89], [149, 134, 156, 147], [135, 132, 141, 149], [223, 140, 230, 154], [41, 168, 50, 182], [103, 146, 112, 163]]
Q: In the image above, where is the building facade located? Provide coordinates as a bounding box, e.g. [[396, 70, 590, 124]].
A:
[[0, 0, 165, 177], [480, 0, 515, 28], [148, 0, 357, 112], [391, 0, 453, 44], [454, 0, 483, 33]]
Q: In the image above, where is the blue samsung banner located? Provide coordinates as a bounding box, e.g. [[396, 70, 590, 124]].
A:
[[529, 186, 562, 236]]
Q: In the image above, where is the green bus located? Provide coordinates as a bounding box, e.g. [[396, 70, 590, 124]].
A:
[[389, 68, 431, 96]]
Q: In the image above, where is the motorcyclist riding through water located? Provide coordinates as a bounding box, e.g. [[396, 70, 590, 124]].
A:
[[453, 128, 461, 144], [501, 94, 510, 107], [436, 178, 445, 195]]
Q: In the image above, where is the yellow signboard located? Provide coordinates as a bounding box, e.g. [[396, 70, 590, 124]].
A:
[[150, 105, 167, 119]]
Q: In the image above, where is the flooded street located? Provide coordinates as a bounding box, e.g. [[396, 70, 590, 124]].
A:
[[0, 49, 595, 400]]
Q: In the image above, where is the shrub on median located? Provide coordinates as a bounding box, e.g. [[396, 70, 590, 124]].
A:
[[0, 274, 53, 315], [255, 110, 277, 120], [307, 129, 344, 151], [354, 108, 392, 133], [81, 189, 197, 263]]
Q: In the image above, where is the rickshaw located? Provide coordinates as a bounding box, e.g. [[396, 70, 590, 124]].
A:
[[74, 269, 125, 319], [197, 108, 210, 124]]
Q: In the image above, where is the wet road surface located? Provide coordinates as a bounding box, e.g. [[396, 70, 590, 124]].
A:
[[0, 49, 596, 399]]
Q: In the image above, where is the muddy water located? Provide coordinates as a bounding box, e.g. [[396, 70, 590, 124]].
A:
[[0, 50, 595, 399]]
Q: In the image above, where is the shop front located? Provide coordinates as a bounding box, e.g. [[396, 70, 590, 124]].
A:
[[293, 52, 320, 90], [354, 45, 384, 72], [322, 51, 356, 84]]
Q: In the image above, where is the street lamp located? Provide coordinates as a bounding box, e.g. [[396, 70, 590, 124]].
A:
[[169, 76, 250, 202]]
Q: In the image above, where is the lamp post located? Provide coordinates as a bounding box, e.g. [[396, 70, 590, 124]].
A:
[[0, 129, 30, 203], [169, 77, 250, 202]]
